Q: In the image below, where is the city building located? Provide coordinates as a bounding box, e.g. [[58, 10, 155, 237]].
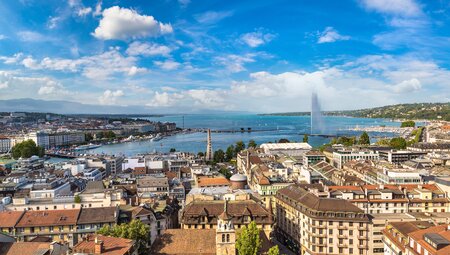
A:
[[260, 142, 312, 156], [0, 136, 11, 153], [276, 184, 371, 255], [333, 149, 379, 169], [72, 235, 137, 255], [378, 150, 427, 164]]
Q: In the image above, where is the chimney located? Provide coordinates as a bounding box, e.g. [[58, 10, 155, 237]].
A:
[[246, 151, 250, 171], [94, 237, 104, 254]]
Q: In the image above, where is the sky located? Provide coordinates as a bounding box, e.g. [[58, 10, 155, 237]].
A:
[[0, 0, 449, 113]]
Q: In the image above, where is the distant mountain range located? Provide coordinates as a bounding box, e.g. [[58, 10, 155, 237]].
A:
[[261, 102, 450, 121], [0, 98, 247, 115]]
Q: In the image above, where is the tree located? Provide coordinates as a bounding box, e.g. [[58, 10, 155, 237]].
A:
[[278, 138, 290, 143], [213, 149, 225, 163], [390, 137, 407, 150], [401, 120, 415, 128], [85, 133, 94, 142], [235, 141, 245, 154], [219, 167, 232, 179], [225, 145, 235, 161], [268, 245, 280, 255], [303, 134, 309, 143], [97, 219, 150, 254], [169, 148, 176, 152], [11, 139, 45, 159], [74, 195, 81, 203], [248, 140, 257, 148], [236, 221, 261, 255], [197, 152, 205, 157], [359, 132, 370, 145]]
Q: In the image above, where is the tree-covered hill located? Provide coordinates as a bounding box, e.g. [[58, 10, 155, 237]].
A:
[[260, 102, 450, 121]]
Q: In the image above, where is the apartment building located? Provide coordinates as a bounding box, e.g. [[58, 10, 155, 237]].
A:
[[333, 149, 379, 169], [378, 150, 427, 164], [181, 199, 273, 238], [383, 223, 450, 255], [276, 185, 371, 255]]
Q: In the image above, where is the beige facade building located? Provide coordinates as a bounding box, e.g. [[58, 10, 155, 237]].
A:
[[276, 185, 371, 255]]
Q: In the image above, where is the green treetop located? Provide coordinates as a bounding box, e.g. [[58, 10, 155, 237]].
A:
[[236, 221, 262, 255], [97, 219, 150, 254], [11, 139, 45, 159], [359, 132, 370, 145]]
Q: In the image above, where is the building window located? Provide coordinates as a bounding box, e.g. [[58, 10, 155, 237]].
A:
[[222, 234, 225, 242], [226, 234, 230, 242]]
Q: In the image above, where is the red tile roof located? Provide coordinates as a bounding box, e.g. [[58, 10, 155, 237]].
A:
[[0, 211, 24, 228], [73, 235, 135, 255], [16, 209, 80, 227]]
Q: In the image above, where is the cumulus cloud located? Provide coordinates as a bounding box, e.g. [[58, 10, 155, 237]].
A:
[[240, 31, 275, 47], [93, 6, 173, 40], [391, 78, 422, 93], [194, 11, 233, 24], [0, 53, 24, 64], [154, 60, 180, 70], [317, 27, 350, 43], [98, 89, 124, 105], [15, 48, 144, 80], [147, 92, 183, 107], [359, 0, 422, 17], [127, 66, 147, 76], [0, 71, 69, 98], [22, 57, 40, 69], [126, 41, 172, 57]]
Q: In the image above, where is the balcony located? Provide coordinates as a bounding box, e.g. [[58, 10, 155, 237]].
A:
[[357, 226, 367, 230], [338, 225, 348, 230], [358, 235, 368, 240], [337, 243, 348, 248], [338, 234, 347, 238]]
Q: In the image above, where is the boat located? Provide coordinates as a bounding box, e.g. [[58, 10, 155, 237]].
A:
[[74, 144, 102, 151], [151, 134, 163, 142]]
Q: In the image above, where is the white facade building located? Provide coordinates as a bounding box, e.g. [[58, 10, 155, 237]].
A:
[[260, 142, 312, 156]]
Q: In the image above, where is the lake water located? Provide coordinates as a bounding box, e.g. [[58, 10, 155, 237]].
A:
[[87, 114, 402, 156]]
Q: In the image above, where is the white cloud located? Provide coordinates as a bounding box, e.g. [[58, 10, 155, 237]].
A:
[[47, 16, 61, 29], [240, 31, 275, 47], [126, 41, 172, 57], [127, 66, 147, 76], [98, 89, 124, 105], [317, 27, 350, 43], [215, 54, 256, 73], [22, 57, 40, 69], [0, 71, 69, 98], [17, 31, 52, 42], [38, 80, 68, 95], [93, 1, 102, 16], [391, 78, 421, 93], [154, 60, 180, 70], [147, 92, 182, 107], [77, 7, 92, 17], [17, 48, 144, 80], [93, 6, 173, 40], [359, 0, 422, 17], [0, 35, 6, 40], [194, 11, 233, 24], [0, 53, 24, 64], [187, 89, 226, 107]]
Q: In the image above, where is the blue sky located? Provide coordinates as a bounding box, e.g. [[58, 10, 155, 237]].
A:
[[0, 0, 449, 113]]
